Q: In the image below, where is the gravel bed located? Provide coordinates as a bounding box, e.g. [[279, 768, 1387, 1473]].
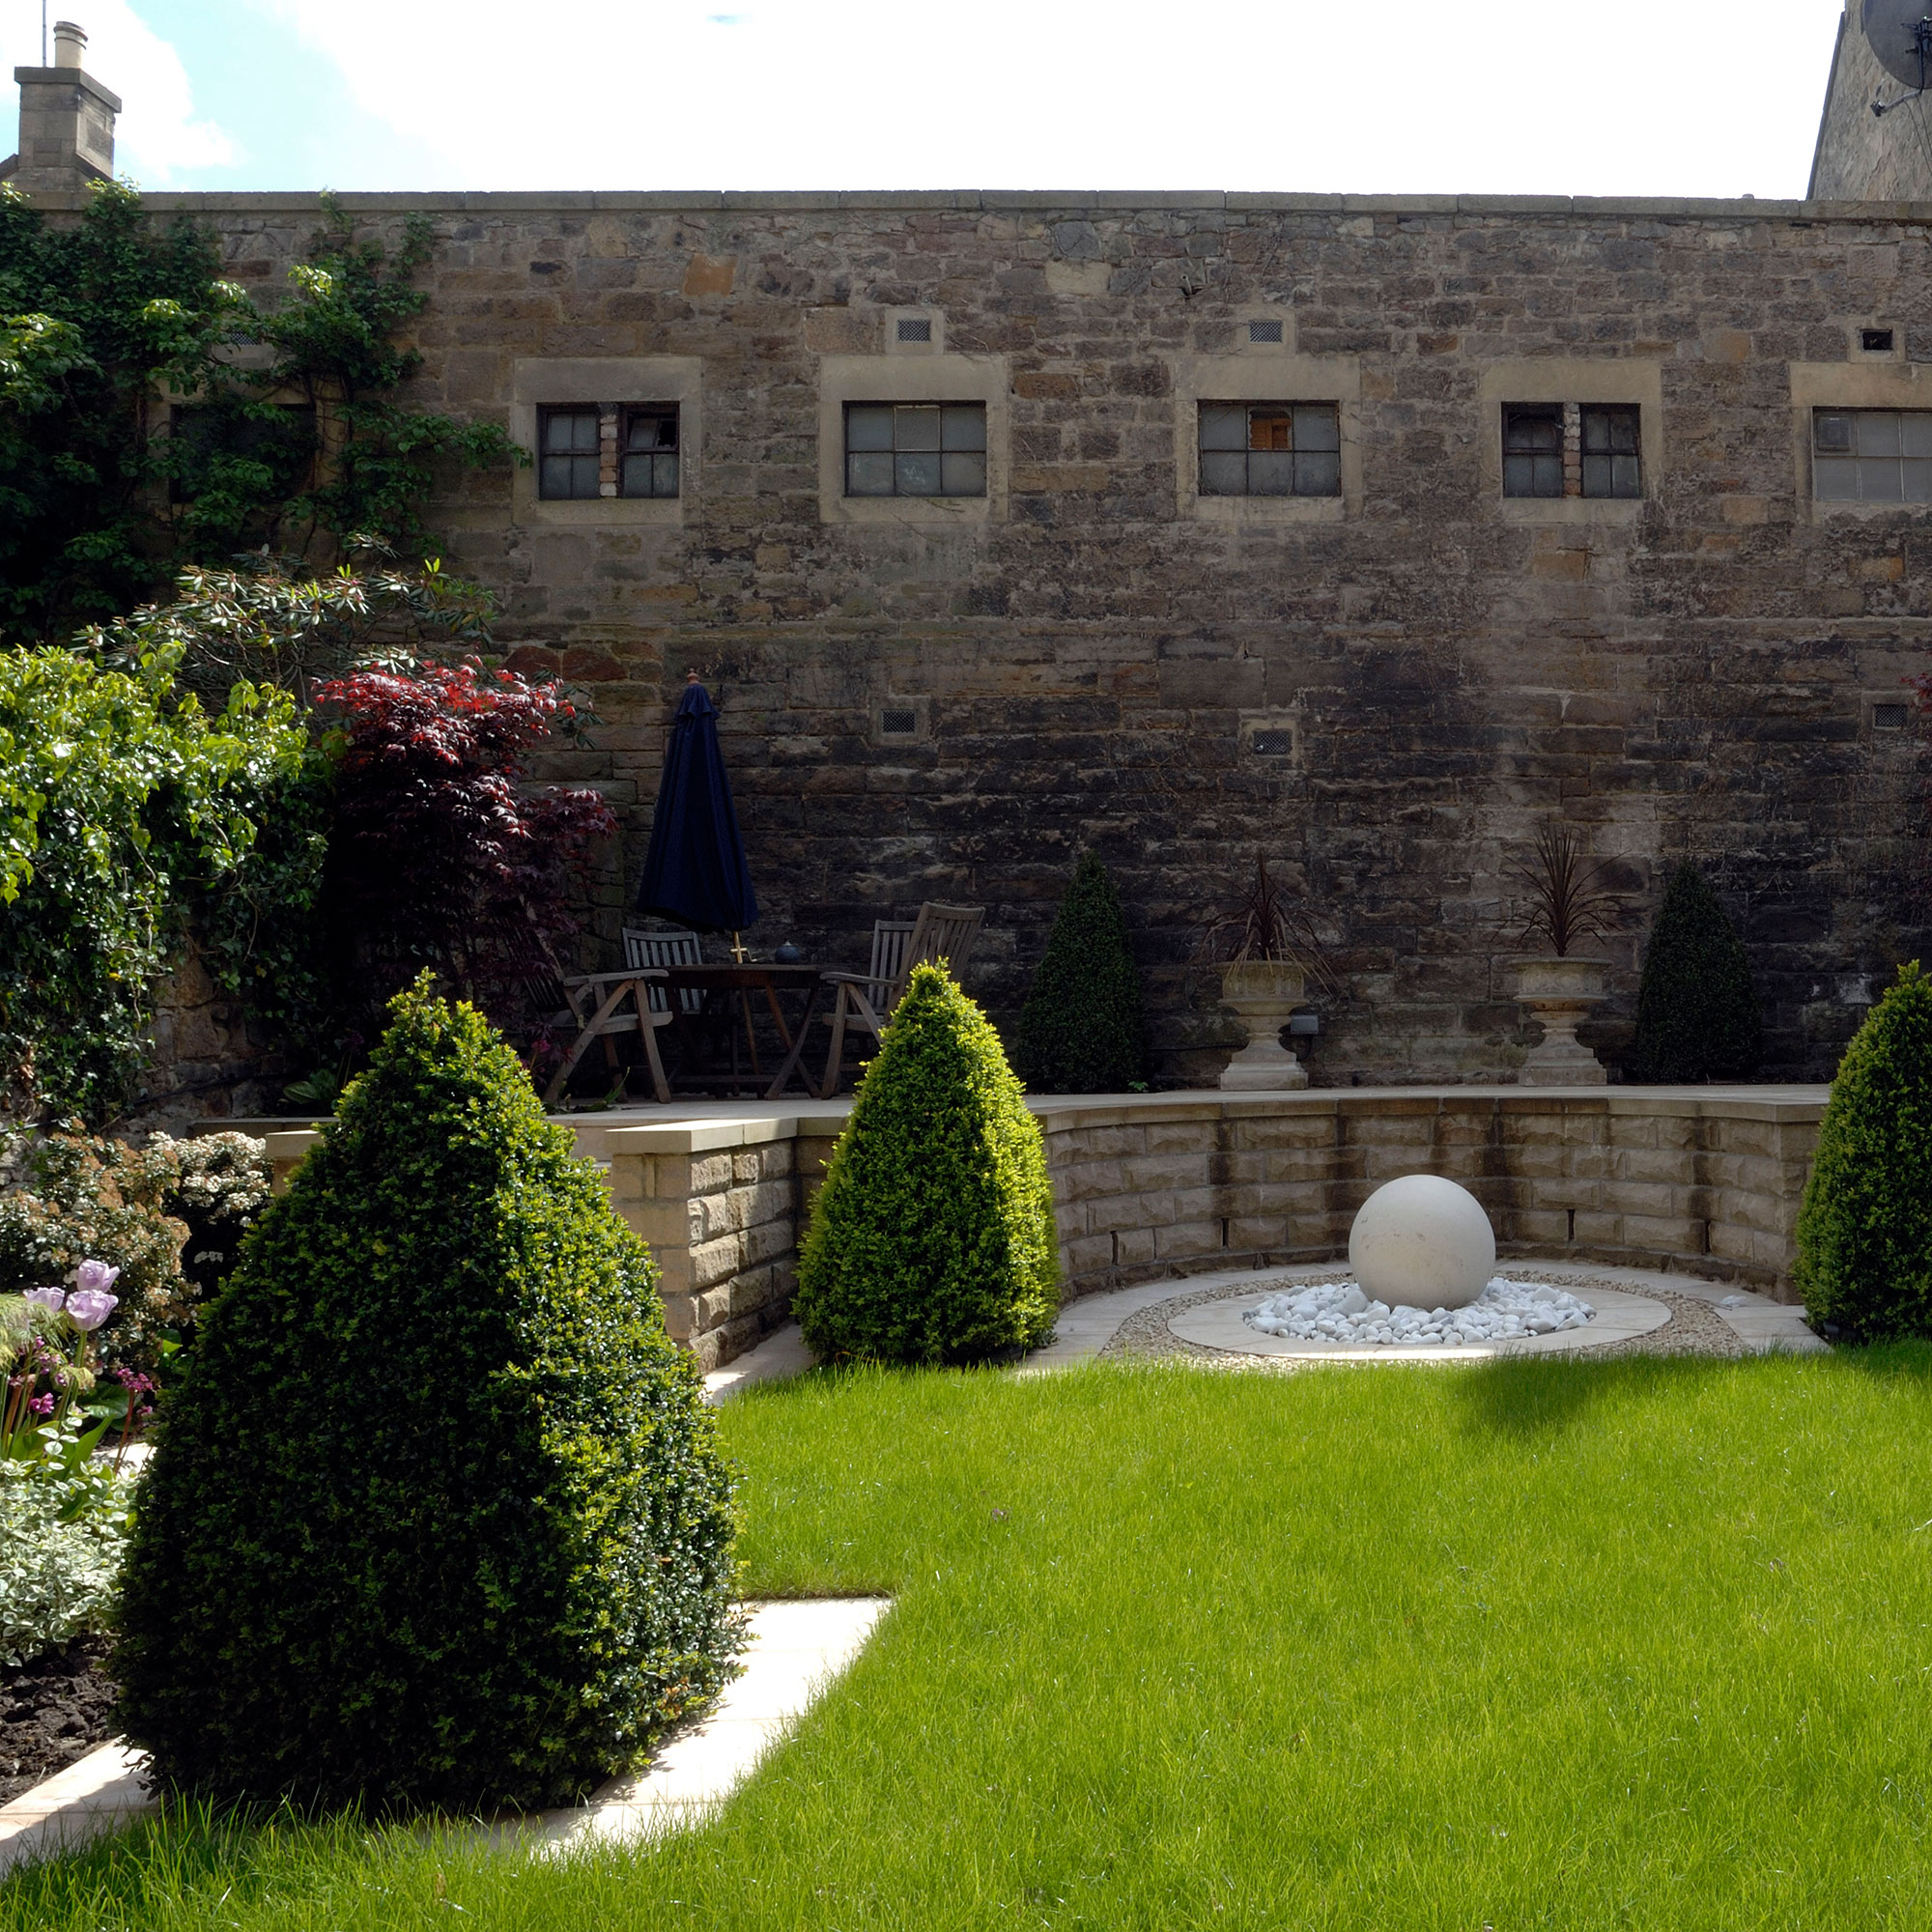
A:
[[0, 1635, 117, 1806], [1097, 1269, 1748, 1371]]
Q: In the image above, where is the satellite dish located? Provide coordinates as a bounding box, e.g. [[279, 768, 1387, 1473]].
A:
[[1862, 0, 1932, 90]]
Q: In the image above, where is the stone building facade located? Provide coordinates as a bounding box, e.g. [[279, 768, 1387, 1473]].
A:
[[12, 20, 1932, 1093]]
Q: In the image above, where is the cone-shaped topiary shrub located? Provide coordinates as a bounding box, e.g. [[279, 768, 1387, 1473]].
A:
[[1014, 852, 1150, 1094], [1631, 865, 1764, 1081], [795, 962, 1059, 1364], [1795, 960, 1932, 1340], [113, 977, 739, 1812]]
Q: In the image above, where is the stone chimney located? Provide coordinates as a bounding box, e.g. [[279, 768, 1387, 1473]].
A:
[[3, 21, 121, 194]]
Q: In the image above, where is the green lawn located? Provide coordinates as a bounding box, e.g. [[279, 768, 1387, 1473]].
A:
[[10, 1350, 1932, 1929]]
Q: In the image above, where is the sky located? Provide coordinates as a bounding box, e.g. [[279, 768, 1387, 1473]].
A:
[[2, 0, 1853, 198]]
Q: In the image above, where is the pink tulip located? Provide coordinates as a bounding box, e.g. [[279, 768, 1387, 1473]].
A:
[[21, 1287, 64, 1314], [64, 1289, 119, 1332], [73, 1260, 121, 1295]]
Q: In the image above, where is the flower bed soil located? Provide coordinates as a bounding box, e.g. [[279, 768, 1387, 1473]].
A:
[[0, 1635, 118, 1806]]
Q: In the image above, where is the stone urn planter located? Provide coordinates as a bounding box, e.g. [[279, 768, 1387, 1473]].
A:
[[1513, 955, 1609, 1086], [1220, 959, 1309, 1091]]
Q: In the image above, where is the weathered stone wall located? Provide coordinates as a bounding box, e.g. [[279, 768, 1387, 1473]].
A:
[[1811, 2, 1932, 203], [64, 180, 1932, 1087]]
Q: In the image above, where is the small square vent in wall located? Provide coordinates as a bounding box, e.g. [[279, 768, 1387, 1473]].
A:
[[895, 318, 932, 343], [1873, 702, 1911, 729], [880, 708, 920, 736], [1251, 728, 1294, 755], [1248, 319, 1285, 344], [1861, 327, 1896, 354]]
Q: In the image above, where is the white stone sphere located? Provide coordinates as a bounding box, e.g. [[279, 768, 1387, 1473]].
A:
[[1348, 1175, 1496, 1312]]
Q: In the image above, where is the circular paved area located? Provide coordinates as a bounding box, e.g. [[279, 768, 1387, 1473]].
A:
[[1094, 1264, 1773, 1372]]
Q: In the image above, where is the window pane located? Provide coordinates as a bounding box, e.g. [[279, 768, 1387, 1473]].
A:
[[1200, 406, 1247, 452], [1248, 410, 1293, 452], [1581, 412, 1610, 453], [1504, 407, 1560, 453], [1813, 455, 1861, 500], [847, 450, 895, 495], [1609, 412, 1639, 454], [895, 406, 942, 451], [655, 451, 680, 497], [846, 406, 895, 452], [1200, 450, 1247, 495], [940, 450, 986, 496], [1580, 453, 1609, 497], [1857, 457, 1905, 502], [1858, 412, 1901, 458], [1904, 458, 1932, 502], [1814, 412, 1854, 453], [540, 455, 575, 497], [1294, 405, 1341, 453], [941, 406, 986, 451], [627, 411, 676, 451], [895, 451, 942, 494], [1903, 412, 1932, 457], [1294, 449, 1341, 496], [1610, 454, 1641, 497], [544, 411, 596, 453], [1534, 454, 1563, 496], [1249, 451, 1294, 495], [620, 453, 652, 497]]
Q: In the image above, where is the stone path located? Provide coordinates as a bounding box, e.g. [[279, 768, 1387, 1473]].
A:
[[0, 1599, 888, 1877]]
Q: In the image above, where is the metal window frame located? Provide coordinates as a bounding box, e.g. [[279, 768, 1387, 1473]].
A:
[[1501, 402, 1565, 498], [1811, 406, 1932, 504], [1196, 401, 1342, 497], [536, 404, 603, 500], [618, 403, 680, 500], [1578, 404, 1642, 499], [841, 401, 988, 498]]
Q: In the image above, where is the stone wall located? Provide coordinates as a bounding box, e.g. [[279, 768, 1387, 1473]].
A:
[[43, 177, 1932, 1088], [1811, 2, 1932, 203], [269, 1086, 1823, 1369]]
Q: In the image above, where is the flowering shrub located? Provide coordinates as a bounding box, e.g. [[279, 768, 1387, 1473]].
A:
[[1, 1270, 139, 1666], [0, 1130, 188, 1375], [313, 658, 615, 1035], [146, 1131, 270, 1302]]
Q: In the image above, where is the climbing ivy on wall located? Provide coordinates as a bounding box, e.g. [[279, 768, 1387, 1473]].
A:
[[0, 181, 518, 645]]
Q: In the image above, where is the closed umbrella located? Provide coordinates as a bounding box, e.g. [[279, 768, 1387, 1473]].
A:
[[636, 673, 759, 952]]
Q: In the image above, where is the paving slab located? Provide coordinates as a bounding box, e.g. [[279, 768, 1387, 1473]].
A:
[[0, 1599, 889, 1877], [703, 1322, 814, 1403]]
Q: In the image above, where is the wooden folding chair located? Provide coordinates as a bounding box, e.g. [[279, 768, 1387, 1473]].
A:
[[817, 900, 984, 1097], [623, 926, 706, 1014], [535, 966, 674, 1105]]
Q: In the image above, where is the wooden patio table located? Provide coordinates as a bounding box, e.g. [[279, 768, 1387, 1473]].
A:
[[658, 961, 828, 1101]]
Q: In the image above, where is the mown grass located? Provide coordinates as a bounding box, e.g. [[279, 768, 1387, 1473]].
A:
[[9, 1349, 1932, 1928]]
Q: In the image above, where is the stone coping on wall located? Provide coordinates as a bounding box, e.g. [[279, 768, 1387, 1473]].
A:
[[22, 189, 1932, 223]]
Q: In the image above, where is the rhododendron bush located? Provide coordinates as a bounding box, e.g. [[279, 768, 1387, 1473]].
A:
[[314, 657, 615, 1037]]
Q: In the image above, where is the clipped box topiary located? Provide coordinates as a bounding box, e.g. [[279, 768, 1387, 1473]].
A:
[[795, 963, 1059, 1365], [1014, 852, 1150, 1094], [112, 977, 740, 1812], [1631, 865, 1764, 1082], [1795, 960, 1932, 1341]]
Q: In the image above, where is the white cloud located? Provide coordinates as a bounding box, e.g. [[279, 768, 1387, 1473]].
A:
[[2, 3, 234, 184], [258, 0, 1842, 198]]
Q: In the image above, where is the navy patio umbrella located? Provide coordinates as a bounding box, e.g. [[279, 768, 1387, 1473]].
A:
[[635, 673, 760, 941]]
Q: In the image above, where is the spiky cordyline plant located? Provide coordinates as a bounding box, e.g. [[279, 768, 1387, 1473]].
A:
[[1511, 822, 1624, 957], [1221, 854, 1302, 965]]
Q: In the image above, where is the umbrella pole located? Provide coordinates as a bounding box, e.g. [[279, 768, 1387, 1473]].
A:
[[730, 930, 748, 963]]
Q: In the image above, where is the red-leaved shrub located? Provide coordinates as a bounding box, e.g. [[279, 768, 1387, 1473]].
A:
[[314, 659, 614, 1033]]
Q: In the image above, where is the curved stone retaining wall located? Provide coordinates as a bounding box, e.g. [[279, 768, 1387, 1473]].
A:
[[264, 1083, 1826, 1370]]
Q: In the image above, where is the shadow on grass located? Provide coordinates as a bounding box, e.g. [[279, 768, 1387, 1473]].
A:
[[1830, 1338, 1932, 1386], [1456, 1350, 1743, 1441]]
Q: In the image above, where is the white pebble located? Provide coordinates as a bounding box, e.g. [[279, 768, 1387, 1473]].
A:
[[1244, 1277, 1596, 1350]]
